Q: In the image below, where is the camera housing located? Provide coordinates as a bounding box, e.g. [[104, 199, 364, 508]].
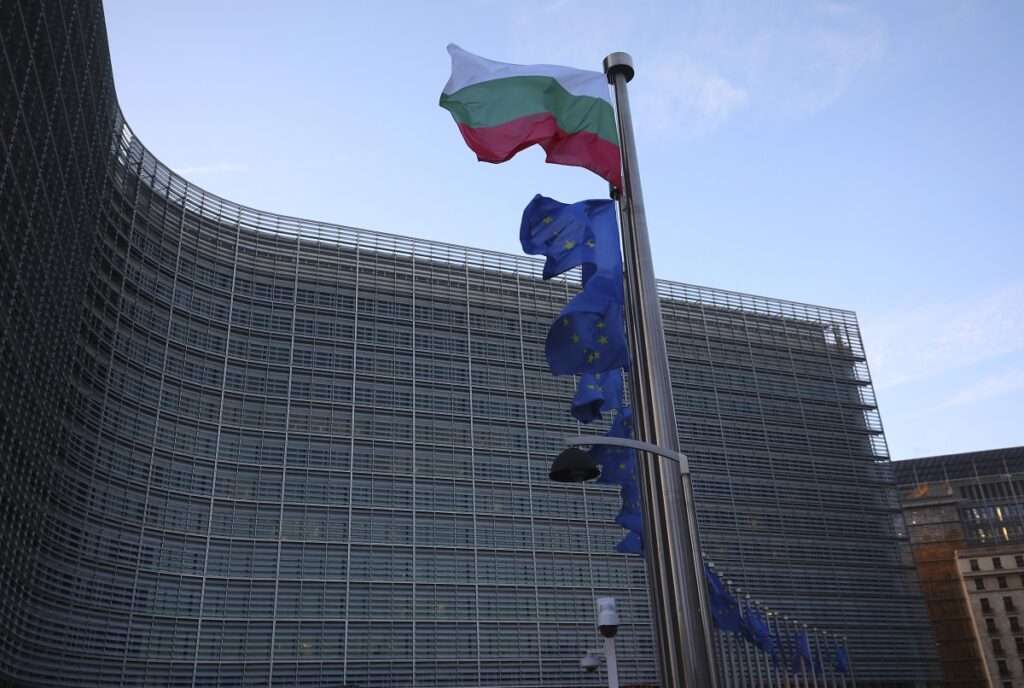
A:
[[580, 652, 601, 673], [596, 597, 620, 638]]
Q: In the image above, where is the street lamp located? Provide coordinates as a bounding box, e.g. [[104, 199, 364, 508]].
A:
[[549, 446, 601, 483], [549, 435, 690, 482]]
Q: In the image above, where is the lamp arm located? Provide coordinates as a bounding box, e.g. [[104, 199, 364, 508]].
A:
[[564, 435, 690, 475]]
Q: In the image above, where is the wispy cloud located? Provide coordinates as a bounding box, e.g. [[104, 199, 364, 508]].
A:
[[643, 58, 748, 134], [499, 0, 887, 136], [177, 162, 249, 176], [861, 282, 1024, 391], [937, 367, 1024, 410]]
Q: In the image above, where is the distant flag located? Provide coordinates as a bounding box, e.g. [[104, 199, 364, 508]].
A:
[[703, 564, 744, 634], [791, 631, 818, 674], [520, 195, 618, 281], [439, 44, 622, 189], [833, 644, 850, 675], [745, 606, 777, 658], [572, 369, 624, 423]]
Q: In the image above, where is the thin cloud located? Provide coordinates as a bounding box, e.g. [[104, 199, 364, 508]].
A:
[[862, 282, 1024, 391], [643, 57, 748, 134], [937, 367, 1024, 410]]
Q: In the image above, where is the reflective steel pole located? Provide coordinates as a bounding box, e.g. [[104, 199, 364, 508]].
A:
[[603, 51, 718, 688]]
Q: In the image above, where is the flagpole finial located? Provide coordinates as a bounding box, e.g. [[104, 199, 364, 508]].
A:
[[603, 52, 634, 83]]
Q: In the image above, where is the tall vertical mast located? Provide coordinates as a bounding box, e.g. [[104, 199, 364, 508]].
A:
[[604, 51, 719, 688]]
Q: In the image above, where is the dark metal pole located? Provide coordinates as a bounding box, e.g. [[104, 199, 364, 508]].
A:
[[603, 51, 718, 688]]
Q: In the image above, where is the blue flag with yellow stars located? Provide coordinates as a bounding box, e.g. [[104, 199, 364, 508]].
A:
[[520, 195, 617, 281], [593, 408, 636, 486], [791, 631, 820, 674], [615, 481, 642, 533], [546, 272, 628, 375], [572, 368, 625, 423], [833, 645, 850, 675], [704, 564, 744, 634], [615, 530, 643, 555]]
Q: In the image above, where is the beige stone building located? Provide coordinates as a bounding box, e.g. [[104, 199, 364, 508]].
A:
[[958, 547, 1024, 688]]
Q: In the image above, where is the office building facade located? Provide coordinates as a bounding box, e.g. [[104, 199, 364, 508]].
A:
[[897, 447, 1024, 688], [1, 1, 936, 686]]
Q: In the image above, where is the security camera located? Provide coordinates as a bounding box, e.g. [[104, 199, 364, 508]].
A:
[[580, 652, 601, 673], [596, 597, 619, 638]]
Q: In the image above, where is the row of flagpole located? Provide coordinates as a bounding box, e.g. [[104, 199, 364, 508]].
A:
[[706, 561, 856, 688]]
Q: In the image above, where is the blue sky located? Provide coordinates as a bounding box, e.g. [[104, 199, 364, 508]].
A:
[[103, 1, 1023, 460]]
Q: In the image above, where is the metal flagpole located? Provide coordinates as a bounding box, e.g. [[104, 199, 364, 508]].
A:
[[806, 626, 820, 688], [715, 628, 730, 688], [742, 595, 764, 688], [798, 622, 815, 688], [766, 610, 784, 688], [832, 632, 848, 688], [816, 631, 833, 688], [724, 579, 743, 685], [737, 594, 755, 686], [844, 636, 857, 688], [603, 52, 718, 688]]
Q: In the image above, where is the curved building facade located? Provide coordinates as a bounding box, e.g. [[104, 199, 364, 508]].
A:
[[1, 2, 937, 687]]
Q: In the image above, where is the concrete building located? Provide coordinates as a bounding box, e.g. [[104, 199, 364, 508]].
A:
[[958, 547, 1024, 688], [1, 1, 936, 686], [896, 446, 1024, 688]]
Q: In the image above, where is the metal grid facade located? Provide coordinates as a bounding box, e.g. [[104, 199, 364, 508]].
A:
[[0, 1, 937, 686]]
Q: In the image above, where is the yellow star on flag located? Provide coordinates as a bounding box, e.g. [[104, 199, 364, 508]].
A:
[[597, 336, 609, 345], [585, 239, 596, 248], [563, 240, 576, 250], [562, 318, 570, 327], [596, 321, 606, 329], [542, 216, 554, 224], [571, 334, 581, 344]]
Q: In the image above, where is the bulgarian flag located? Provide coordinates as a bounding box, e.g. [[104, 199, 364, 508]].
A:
[[440, 44, 622, 190]]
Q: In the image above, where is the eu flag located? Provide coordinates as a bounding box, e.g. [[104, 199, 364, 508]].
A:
[[546, 290, 628, 375], [520, 195, 618, 281], [615, 478, 642, 532], [593, 409, 636, 486], [745, 607, 777, 657], [833, 645, 850, 675], [704, 564, 744, 634], [572, 368, 624, 423], [615, 530, 643, 555], [791, 631, 819, 674]]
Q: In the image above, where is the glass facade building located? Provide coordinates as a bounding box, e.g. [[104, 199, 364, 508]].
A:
[[1, 1, 937, 686]]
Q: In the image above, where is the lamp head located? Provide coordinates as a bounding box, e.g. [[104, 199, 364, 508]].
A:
[[549, 447, 600, 483]]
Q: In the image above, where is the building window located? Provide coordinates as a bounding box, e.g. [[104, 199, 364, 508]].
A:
[[995, 557, 1004, 570], [988, 618, 999, 635], [972, 559, 981, 572], [1015, 636, 1023, 653], [1005, 597, 1017, 613], [1016, 555, 1024, 568], [976, 578, 986, 591], [1011, 617, 1021, 634], [983, 598, 993, 614], [998, 659, 1009, 677], [994, 638, 1005, 656], [1000, 576, 1009, 589]]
